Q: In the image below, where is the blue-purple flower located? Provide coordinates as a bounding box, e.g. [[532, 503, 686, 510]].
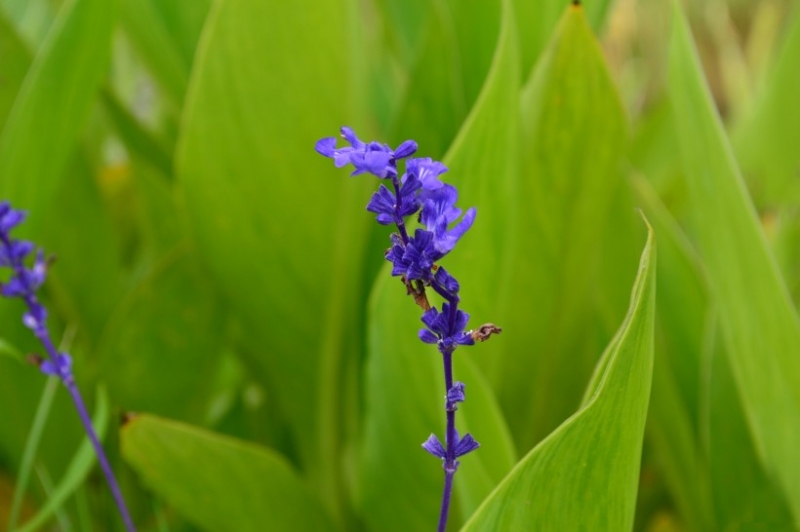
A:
[[422, 430, 480, 461], [315, 126, 417, 178], [420, 184, 477, 255], [407, 158, 448, 190], [418, 303, 475, 350]]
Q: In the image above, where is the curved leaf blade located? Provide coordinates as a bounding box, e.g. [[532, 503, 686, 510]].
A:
[[461, 221, 655, 532], [0, 0, 115, 217], [177, 0, 369, 514], [495, 3, 628, 451], [121, 414, 337, 532], [668, 1, 800, 521]]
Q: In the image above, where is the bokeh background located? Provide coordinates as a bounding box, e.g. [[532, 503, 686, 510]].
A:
[[0, 0, 799, 530]]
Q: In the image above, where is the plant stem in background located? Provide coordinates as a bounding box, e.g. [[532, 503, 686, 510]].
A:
[[316, 128, 500, 531], [0, 201, 137, 532]]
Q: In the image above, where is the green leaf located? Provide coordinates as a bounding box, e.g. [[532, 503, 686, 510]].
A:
[[732, 5, 800, 206], [100, 88, 174, 179], [37, 152, 123, 343], [514, 0, 615, 82], [706, 320, 795, 531], [119, 0, 189, 105], [356, 3, 519, 528], [97, 248, 225, 425], [177, 0, 369, 518], [668, 1, 800, 522], [147, 0, 210, 66], [14, 387, 109, 532], [0, 9, 31, 129], [121, 414, 338, 532], [388, 0, 502, 158], [0, 0, 115, 219], [633, 175, 716, 532], [461, 219, 655, 531], [492, 3, 628, 451], [0, 337, 22, 361]]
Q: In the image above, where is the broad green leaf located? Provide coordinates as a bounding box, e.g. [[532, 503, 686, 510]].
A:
[[706, 319, 795, 531], [515, 0, 616, 82], [97, 249, 225, 425], [0, 336, 22, 361], [461, 220, 655, 532], [100, 88, 173, 179], [14, 388, 109, 532], [0, 0, 57, 49], [357, 3, 519, 529], [732, 5, 800, 206], [388, 0, 501, 158], [0, 0, 115, 220], [668, 1, 800, 522], [177, 0, 369, 518], [442, 0, 519, 333], [121, 414, 337, 532], [120, 0, 189, 106], [388, 16, 462, 158], [0, 9, 30, 128], [493, 4, 627, 451], [633, 176, 716, 532], [37, 152, 122, 344], [375, 0, 433, 65], [148, 0, 210, 67]]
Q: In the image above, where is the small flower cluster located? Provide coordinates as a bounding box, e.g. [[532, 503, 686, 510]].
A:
[[316, 127, 500, 531], [316, 127, 478, 350], [0, 201, 136, 532]]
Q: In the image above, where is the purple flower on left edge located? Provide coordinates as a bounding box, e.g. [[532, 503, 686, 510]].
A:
[[0, 199, 137, 531], [315, 126, 417, 178]]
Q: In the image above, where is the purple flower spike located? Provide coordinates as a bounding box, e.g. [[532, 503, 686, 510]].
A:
[[422, 434, 447, 459], [316, 130, 500, 532]]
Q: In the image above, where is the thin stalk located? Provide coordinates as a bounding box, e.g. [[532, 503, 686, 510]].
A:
[[64, 380, 136, 532], [437, 347, 457, 532]]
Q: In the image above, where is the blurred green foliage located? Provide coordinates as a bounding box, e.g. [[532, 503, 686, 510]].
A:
[[0, 0, 798, 530]]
